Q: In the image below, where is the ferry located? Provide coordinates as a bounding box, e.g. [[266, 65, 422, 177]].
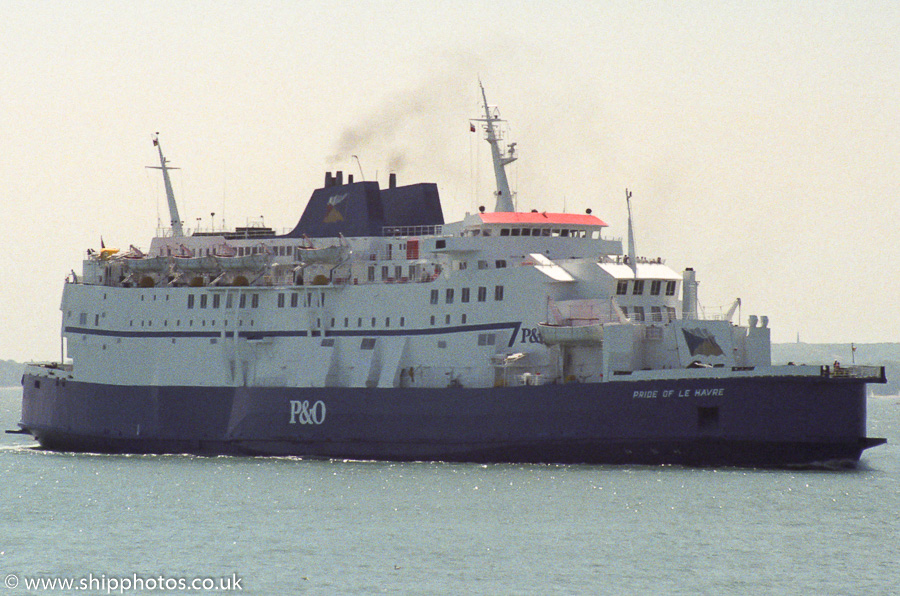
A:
[[19, 85, 887, 466]]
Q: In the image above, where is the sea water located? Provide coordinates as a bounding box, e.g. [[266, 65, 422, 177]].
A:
[[1, 386, 898, 595]]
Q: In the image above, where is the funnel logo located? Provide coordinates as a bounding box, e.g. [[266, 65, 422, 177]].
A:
[[682, 328, 724, 357], [324, 193, 348, 223]]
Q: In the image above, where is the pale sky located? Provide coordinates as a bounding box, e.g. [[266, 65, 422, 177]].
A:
[[2, 1, 899, 361]]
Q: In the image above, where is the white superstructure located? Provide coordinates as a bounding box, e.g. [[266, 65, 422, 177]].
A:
[[61, 90, 775, 392]]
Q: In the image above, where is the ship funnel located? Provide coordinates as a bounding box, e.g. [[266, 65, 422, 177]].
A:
[[389, 173, 397, 189], [682, 268, 698, 320]]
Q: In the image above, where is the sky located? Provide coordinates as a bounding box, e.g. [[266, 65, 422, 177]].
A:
[[1, 1, 899, 361]]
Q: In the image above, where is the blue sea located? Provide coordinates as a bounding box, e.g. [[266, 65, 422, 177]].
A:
[[1, 386, 898, 595]]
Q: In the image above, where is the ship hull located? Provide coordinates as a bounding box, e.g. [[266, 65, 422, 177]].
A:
[[20, 373, 884, 467]]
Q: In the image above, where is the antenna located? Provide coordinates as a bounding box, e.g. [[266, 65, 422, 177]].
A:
[[474, 81, 517, 212], [352, 155, 365, 181], [146, 134, 184, 237], [626, 189, 637, 276]]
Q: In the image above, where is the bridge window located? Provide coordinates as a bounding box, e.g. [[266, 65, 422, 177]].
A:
[[633, 306, 645, 321], [500, 228, 510, 236], [616, 281, 628, 295], [650, 280, 661, 295], [666, 281, 677, 296], [632, 280, 644, 295]]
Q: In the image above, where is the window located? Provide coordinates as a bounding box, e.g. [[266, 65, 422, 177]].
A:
[[278, 293, 285, 307], [400, 317, 405, 327], [494, 286, 504, 301], [385, 317, 390, 327], [495, 260, 507, 268], [321, 338, 335, 347], [437, 340, 447, 348], [478, 333, 496, 346], [616, 280, 628, 295], [478, 260, 488, 270], [430, 315, 436, 325], [213, 294, 221, 308], [651, 306, 663, 322], [666, 281, 677, 296], [239, 294, 247, 308], [361, 338, 376, 350], [511, 228, 520, 236], [446, 288, 454, 304], [633, 306, 645, 321], [650, 280, 661, 296], [226, 294, 234, 308], [291, 293, 299, 307], [445, 314, 451, 324], [477, 287, 487, 302], [371, 317, 376, 327], [357, 318, 362, 327], [200, 294, 207, 308], [461, 314, 467, 324], [430, 290, 439, 305], [461, 288, 470, 303], [632, 280, 644, 295], [500, 228, 510, 236], [368, 266, 375, 282], [395, 265, 403, 279], [667, 306, 677, 322], [381, 266, 389, 280], [521, 228, 530, 236], [187, 295, 195, 309], [251, 294, 259, 308]]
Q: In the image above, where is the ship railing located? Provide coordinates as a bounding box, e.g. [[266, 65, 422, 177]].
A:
[[382, 225, 443, 237], [826, 364, 886, 381]]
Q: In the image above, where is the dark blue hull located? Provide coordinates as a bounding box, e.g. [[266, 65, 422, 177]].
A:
[[20, 372, 886, 467]]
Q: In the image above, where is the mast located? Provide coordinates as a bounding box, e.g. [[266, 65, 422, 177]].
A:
[[476, 81, 517, 212], [626, 189, 637, 276], [147, 133, 184, 237]]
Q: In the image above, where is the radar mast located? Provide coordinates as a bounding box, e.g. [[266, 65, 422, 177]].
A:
[[147, 134, 184, 237], [474, 82, 517, 212]]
